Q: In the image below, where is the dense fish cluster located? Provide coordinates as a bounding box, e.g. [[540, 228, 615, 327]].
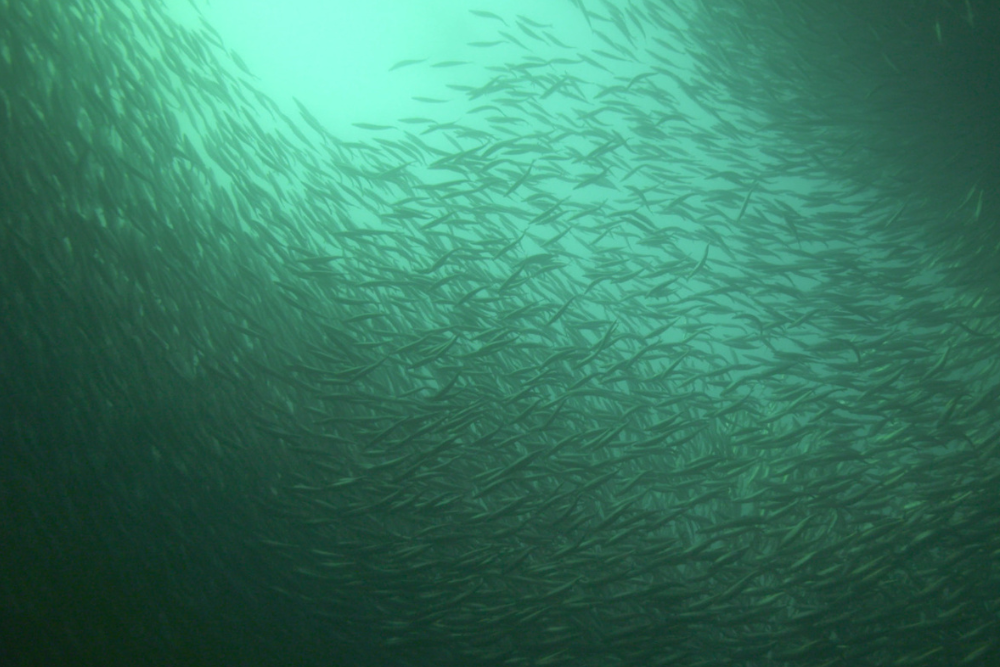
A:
[[2, 0, 999, 665]]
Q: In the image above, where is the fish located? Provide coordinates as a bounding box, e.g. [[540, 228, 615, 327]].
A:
[[388, 58, 426, 72], [735, 180, 758, 222], [469, 9, 507, 25], [686, 244, 710, 279], [505, 160, 535, 196]]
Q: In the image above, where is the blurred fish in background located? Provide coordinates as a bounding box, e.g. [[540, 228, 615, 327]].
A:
[[1, 0, 999, 665]]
